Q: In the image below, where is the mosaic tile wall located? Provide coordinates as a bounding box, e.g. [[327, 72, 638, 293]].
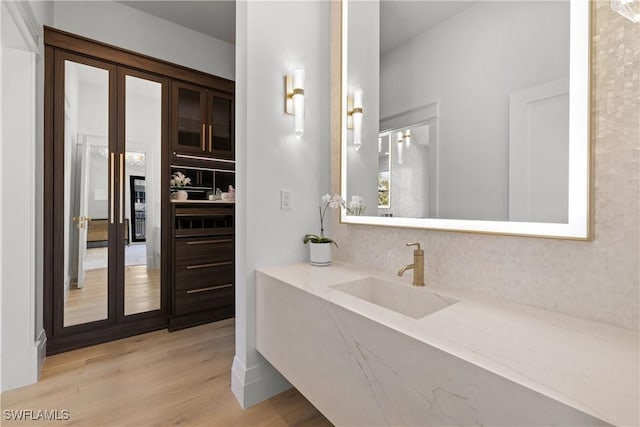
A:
[[330, 1, 639, 330]]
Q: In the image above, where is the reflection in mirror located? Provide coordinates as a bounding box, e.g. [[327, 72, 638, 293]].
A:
[[124, 75, 162, 316], [378, 135, 390, 210], [343, 0, 590, 237], [63, 60, 109, 327]]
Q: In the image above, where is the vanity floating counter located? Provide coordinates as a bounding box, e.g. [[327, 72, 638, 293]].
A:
[[256, 262, 638, 426]]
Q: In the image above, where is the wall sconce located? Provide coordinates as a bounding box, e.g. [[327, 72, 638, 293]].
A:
[[396, 131, 404, 164], [348, 88, 364, 151], [285, 69, 305, 139], [611, 0, 640, 22], [403, 129, 412, 148]]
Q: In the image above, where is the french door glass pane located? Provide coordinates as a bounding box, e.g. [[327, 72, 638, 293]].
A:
[[124, 75, 162, 316], [63, 60, 109, 327]]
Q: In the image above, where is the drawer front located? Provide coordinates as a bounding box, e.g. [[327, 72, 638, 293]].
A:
[[175, 236, 233, 267], [174, 283, 234, 316], [175, 262, 234, 291]]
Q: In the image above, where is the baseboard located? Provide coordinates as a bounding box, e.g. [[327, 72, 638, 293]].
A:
[[231, 355, 291, 409], [34, 329, 47, 380]]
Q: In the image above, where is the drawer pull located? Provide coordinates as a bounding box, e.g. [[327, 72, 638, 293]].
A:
[[186, 283, 233, 294], [186, 239, 233, 245], [186, 261, 232, 270]]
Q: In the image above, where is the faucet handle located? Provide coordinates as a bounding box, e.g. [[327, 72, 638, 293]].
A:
[[406, 242, 424, 255], [406, 242, 421, 250]]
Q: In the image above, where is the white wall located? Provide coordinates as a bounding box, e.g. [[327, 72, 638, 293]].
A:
[[1, 38, 36, 393], [53, 1, 235, 80], [233, 0, 331, 408], [0, 0, 52, 391], [345, 0, 379, 213], [380, 1, 569, 221]]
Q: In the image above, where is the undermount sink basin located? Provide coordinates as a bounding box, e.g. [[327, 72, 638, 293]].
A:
[[331, 277, 459, 319]]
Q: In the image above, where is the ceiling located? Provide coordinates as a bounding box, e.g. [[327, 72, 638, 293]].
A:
[[380, 1, 476, 54], [118, 1, 236, 45]]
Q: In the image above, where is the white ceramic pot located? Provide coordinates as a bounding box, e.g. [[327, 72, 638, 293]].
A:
[[171, 190, 188, 201], [309, 242, 332, 267]]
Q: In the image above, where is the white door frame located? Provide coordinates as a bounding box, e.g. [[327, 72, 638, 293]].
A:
[[76, 139, 90, 288], [0, 0, 45, 391]]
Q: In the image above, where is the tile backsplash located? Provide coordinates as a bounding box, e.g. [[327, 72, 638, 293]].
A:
[[330, 2, 639, 330]]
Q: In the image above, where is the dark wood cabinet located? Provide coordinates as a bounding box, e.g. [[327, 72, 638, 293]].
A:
[[172, 81, 234, 161], [44, 27, 236, 352], [169, 203, 235, 330]]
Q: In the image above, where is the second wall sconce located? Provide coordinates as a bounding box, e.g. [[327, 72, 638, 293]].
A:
[[396, 131, 404, 164], [347, 88, 364, 151], [285, 69, 305, 139], [403, 129, 411, 148]]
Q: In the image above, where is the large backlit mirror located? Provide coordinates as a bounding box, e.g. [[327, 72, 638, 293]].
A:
[[340, 0, 591, 239]]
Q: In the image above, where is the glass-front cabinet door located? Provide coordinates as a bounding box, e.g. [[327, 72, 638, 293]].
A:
[[208, 91, 234, 160], [171, 82, 234, 160], [172, 81, 207, 156]]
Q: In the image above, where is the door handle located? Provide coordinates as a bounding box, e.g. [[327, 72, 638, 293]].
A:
[[110, 152, 115, 224], [73, 216, 91, 229], [209, 124, 212, 152], [119, 153, 124, 224], [201, 123, 206, 151]]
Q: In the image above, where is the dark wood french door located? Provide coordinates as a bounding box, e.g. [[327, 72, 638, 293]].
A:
[[45, 48, 169, 354]]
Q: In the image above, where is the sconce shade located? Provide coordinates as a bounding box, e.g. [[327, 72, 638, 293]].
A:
[[285, 68, 305, 139], [349, 88, 364, 151], [396, 131, 404, 164]]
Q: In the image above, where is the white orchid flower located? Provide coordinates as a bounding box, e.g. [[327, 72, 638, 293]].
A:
[[321, 194, 331, 203], [329, 194, 345, 209]]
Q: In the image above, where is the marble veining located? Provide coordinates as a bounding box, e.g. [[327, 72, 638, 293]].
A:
[[256, 262, 638, 426]]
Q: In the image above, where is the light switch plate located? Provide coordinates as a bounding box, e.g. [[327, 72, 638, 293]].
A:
[[280, 190, 292, 210]]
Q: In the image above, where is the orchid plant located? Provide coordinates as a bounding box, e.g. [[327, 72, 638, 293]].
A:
[[303, 194, 366, 246], [170, 171, 191, 190], [303, 194, 345, 247], [346, 195, 366, 216]]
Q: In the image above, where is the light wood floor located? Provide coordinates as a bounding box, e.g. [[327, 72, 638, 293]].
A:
[[64, 265, 161, 326], [1, 319, 332, 426]]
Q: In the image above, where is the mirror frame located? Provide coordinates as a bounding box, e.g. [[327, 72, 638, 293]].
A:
[[340, 0, 592, 240]]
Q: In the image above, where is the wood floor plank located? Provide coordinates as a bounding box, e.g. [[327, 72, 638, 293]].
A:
[[1, 320, 332, 427]]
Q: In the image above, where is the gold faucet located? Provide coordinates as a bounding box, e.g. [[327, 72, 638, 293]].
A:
[[397, 242, 425, 286]]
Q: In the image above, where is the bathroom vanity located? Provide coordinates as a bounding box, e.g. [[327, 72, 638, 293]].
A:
[[256, 262, 638, 426]]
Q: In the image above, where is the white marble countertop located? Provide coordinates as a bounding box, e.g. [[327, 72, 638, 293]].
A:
[[257, 261, 639, 426]]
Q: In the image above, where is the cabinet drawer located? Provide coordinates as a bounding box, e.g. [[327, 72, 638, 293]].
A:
[[174, 283, 234, 316], [175, 236, 233, 267], [175, 262, 234, 291]]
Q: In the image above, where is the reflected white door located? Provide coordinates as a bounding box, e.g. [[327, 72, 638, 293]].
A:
[[76, 140, 90, 288], [509, 79, 569, 223]]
